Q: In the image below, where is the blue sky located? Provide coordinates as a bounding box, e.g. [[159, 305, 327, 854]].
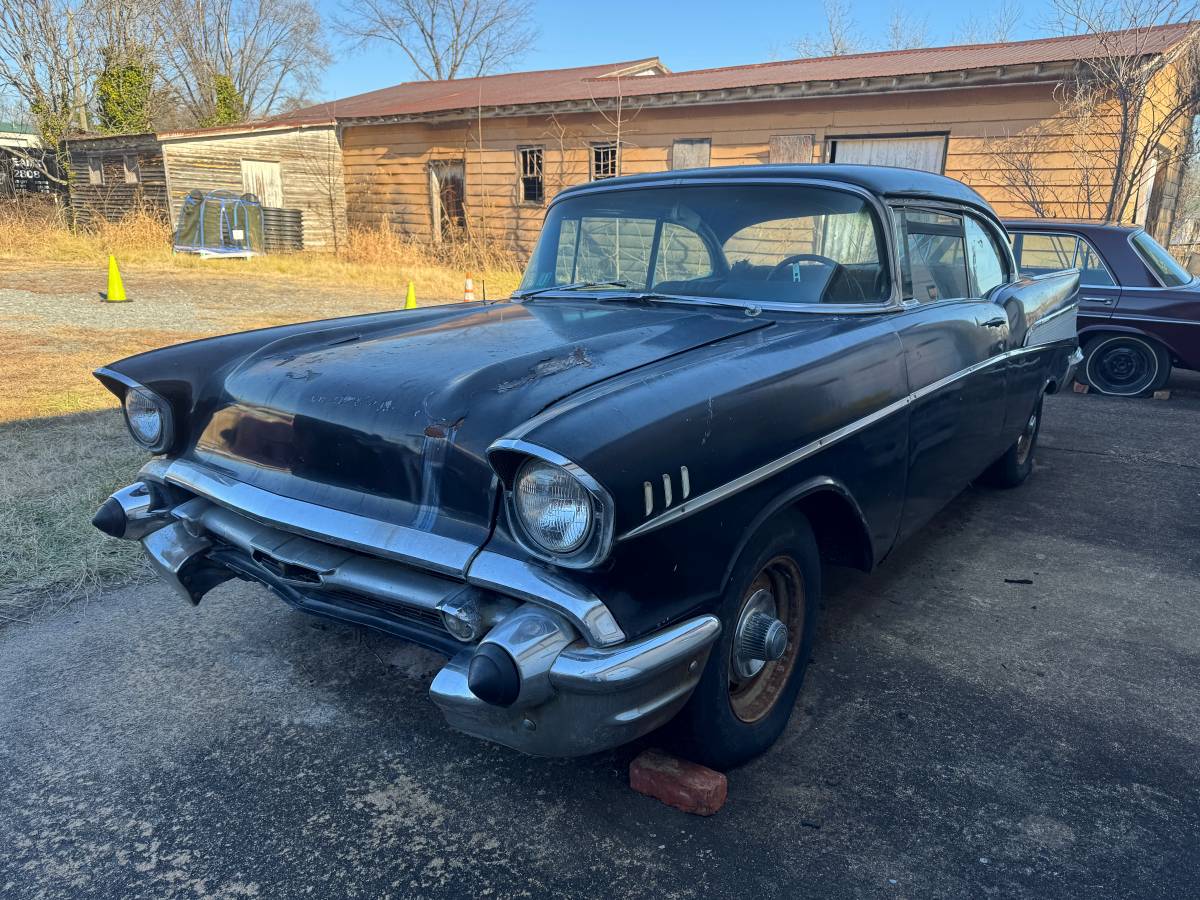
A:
[[315, 0, 1046, 101]]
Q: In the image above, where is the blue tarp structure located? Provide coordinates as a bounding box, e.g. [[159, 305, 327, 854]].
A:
[[173, 189, 264, 255]]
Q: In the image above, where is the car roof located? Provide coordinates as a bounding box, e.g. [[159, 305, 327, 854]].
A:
[[556, 164, 992, 210], [1003, 218, 1142, 235]]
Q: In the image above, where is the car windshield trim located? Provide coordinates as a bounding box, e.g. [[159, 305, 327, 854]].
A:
[[1129, 230, 1193, 288], [517, 182, 898, 308]]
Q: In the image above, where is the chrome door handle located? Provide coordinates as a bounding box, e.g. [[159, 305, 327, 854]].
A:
[[1082, 296, 1115, 306], [981, 316, 1006, 327]]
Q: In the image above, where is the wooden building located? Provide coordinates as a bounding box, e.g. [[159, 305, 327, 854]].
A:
[[252, 23, 1193, 251], [63, 133, 168, 223], [156, 122, 347, 251]]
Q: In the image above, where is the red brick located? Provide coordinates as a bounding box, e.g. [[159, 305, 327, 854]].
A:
[[1072, 382, 1090, 394], [629, 749, 728, 816]]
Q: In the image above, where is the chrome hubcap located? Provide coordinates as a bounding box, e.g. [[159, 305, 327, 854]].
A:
[[732, 588, 788, 681]]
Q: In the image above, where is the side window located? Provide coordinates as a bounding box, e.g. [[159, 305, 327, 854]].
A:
[[897, 209, 970, 302], [964, 217, 1007, 296], [1012, 233, 1115, 287], [653, 223, 713, 285]]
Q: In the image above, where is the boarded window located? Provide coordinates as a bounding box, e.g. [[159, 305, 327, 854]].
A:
[[88, 155, 103, 186], [429, 159, 466, 240], [518, 146, 544, 203], [592, 143, 618, 180], [671, 139, 711, 170], [241, 159, 283, 207], [831, 135, 946, 173], [769, 134, 814, 164], [653, 222, 713, 285], [123, 155, 140, 184]]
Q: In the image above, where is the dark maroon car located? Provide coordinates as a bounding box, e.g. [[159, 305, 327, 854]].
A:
[[1005, 220, 1200, 396]]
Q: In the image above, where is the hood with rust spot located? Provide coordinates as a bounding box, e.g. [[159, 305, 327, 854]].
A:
[[175, 300, 767, 548]]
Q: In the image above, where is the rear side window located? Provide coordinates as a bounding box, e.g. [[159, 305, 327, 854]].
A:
[[1011, 232, 1116, 287], [964, 217, 1007, 296], [897, 209, 970, 302]]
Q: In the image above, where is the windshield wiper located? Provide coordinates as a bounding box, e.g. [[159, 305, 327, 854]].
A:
[[513, 280, 631, 300]]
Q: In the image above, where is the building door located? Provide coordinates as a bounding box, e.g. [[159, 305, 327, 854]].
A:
[[429, 160, 466, 241], [830, 135, 947, 173], [241, 159, 283, 207]]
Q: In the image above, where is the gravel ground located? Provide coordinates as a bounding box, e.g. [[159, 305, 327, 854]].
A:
[[1, 373, 1198, 900]]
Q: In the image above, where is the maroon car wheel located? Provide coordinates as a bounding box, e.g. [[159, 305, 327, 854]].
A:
[[1083, 335, 1171, 397]]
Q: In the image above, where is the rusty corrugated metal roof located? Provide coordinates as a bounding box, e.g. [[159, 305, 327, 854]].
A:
[[167, 22, 1195, 136]]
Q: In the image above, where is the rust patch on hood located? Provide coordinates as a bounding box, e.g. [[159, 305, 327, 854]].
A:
[[496, 346, 593, 393]]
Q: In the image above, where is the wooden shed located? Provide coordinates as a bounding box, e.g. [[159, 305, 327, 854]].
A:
[[64, 132, 168, 224], [157, 122, 347, 251], [260, 24, 1193, 252]]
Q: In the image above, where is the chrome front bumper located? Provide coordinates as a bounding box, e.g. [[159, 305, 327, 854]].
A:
[[99, 470, 721, 757]]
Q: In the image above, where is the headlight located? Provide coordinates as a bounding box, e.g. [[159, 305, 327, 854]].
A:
[[123, 387, 168, 450], [513, 459, 593, 554]]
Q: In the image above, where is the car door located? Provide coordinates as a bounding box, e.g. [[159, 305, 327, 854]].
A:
[[891, 205, 1009, 541], [1011, 231, 1120, 328]]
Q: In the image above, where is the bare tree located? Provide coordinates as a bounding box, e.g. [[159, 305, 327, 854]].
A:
[[983, 0, 1200, 233], [886, 9, 931, 50], [155, 0, 330, 123], [336, 0, 535, 81], [792, 0, 868, 57], [956, 0, 1022, 43]]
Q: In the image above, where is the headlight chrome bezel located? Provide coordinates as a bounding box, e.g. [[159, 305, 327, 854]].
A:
[[491, 440, 615, 569], [120, 383, 174, 453]]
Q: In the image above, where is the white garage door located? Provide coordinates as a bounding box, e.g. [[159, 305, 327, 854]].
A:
[[831, 136, 946, 173]]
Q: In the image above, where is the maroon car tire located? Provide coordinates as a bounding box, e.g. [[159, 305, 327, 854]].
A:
[[1081, 334, 1171, 397]]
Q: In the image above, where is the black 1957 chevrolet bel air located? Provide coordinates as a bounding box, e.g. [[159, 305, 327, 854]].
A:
[[92, 165, 1080, 769]]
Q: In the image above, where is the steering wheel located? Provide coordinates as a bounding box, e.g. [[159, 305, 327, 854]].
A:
[[767, 253, 840, 282]]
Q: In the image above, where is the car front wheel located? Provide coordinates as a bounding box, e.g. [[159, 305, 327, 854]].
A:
[[665, 512, 820, 770], [1082, 334, 1171, 397]]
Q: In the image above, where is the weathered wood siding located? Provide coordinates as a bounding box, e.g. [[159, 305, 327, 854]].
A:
[[341, 81, 1117, 253], [65, 134, 169, 224], [161, 125, 347, 250]]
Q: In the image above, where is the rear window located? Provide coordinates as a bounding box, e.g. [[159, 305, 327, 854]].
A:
[[1130, 230, 1191, 287]]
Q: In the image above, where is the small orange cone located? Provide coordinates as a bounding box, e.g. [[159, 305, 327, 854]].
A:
[[105, 255, 128, 302], [404, 281, 417, 309], [463, 272, 475, 302]]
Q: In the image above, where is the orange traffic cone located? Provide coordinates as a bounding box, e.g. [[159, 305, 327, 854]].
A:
[[104, 255, 128, 302], [463, 272, 475, 302], [405, 281, 417, 309]]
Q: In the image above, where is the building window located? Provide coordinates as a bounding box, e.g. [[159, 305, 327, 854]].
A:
[[829, 134, 947, 173], [518, 146, 544, 203], [671, 138, 711, 170], [88, 155, 103, 186], [429, 159, 466, 240], [123, 155, 140, 184], [591, 142, 618, 180]]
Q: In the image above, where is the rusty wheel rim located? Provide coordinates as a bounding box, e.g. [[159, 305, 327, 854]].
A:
[[1016, 406, 1039, 466], [728, 555, 804, 724]]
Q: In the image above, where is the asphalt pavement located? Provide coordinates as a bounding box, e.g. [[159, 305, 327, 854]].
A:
[[2, 373, 1198, 899]]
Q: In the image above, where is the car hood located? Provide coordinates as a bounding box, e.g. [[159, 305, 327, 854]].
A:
[[186, 299, 768, 550]]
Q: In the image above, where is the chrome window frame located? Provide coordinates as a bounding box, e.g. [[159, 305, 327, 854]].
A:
[[525, 176, 905, 316], [1012, 230, 1118, 289]]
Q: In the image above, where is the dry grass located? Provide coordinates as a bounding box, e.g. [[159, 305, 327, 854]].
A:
[[0, 202, 527, 618], [0, 411, 149, 622], [0, 199, 524, 300]]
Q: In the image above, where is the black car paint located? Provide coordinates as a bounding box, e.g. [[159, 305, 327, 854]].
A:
[[98, 166, 1079, 644]]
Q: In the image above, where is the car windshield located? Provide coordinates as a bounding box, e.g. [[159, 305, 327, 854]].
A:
[[1131, 230, 1192, 287], [518, 184, 891, 305]]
